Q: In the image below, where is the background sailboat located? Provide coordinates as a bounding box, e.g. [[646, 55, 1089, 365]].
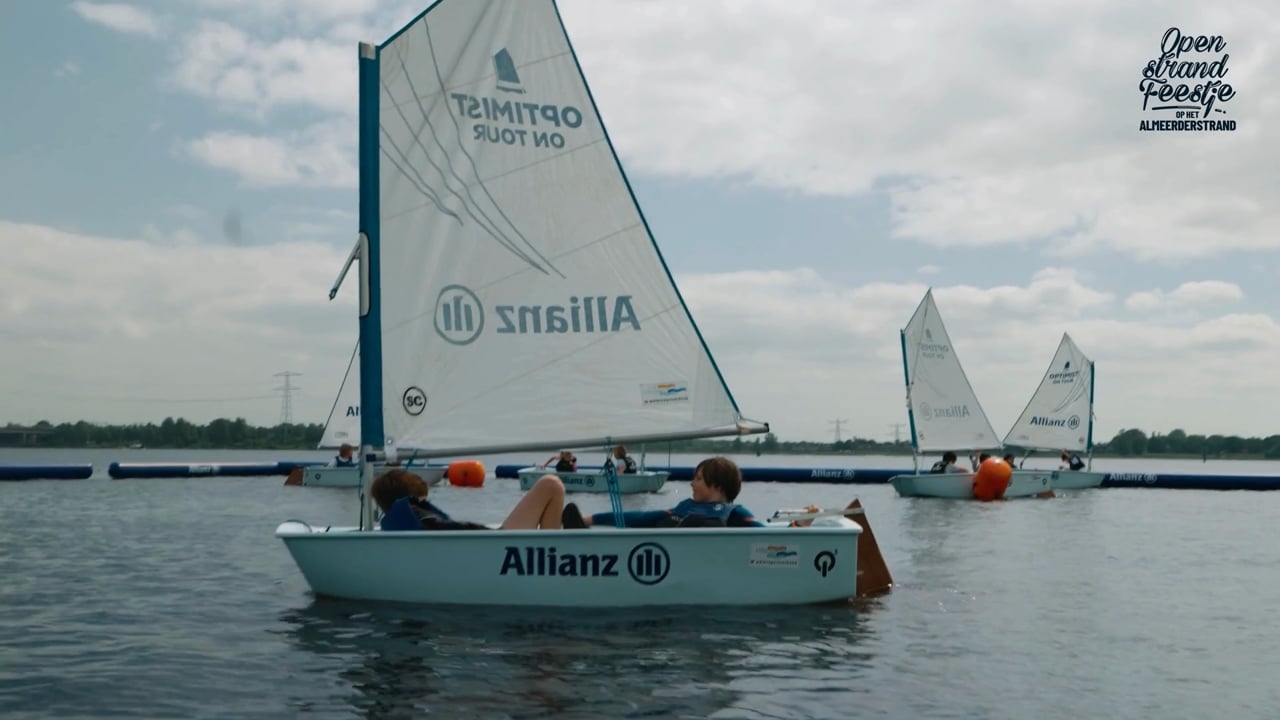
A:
[[888, 290, 1051, 498], [1004, 333, 1103, 490], [299, 343, 446, 487], [275, 0, 863, 607]]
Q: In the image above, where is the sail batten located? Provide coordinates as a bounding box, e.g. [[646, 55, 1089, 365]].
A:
[[347, 0, 758, 456], [900, 290, 1000, 452]]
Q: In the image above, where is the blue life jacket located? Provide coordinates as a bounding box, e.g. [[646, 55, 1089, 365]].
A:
[[333, 454, 355, 467], [668, 499, 740, 526], [380, 497, 451, 531]]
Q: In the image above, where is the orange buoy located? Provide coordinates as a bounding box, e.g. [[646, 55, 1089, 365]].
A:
[[971, 457, 1011, 501], [447, 459, 486, 487]]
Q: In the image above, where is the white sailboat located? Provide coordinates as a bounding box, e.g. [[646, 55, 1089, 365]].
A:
[[1004, 333, 1103, 490], [303, 344, 446, 487], [276, 0, 864, 607], [888, 290, 1052, 499]]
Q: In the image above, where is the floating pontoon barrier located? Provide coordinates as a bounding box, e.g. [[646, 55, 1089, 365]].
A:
[[0, 464, 94, 481], [109, 461, 294, 479], [495, 464, 903, 484], [495, 464, 1280, 490], [1100, 472, 1280, 491], [110, 459, 446, 479]]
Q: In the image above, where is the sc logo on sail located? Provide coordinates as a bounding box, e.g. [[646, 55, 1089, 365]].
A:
[[435, 284, 484, 346]]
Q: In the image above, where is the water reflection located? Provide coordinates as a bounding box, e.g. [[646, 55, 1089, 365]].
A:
[[278, 599, 879, 719]]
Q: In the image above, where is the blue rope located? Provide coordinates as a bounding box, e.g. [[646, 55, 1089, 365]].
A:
[[603, 457, 625, 528]]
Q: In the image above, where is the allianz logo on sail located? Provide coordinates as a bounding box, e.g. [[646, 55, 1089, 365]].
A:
[[1030, 414, 1082, 429], [918, 402, 969, 420], [435, 284, 640, 346]]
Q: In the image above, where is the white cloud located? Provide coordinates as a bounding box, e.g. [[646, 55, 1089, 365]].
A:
[[556, 0, 1279, 261], [70, 2, 160, 38], [185, 121, 356, 188], [677, 265, 1276, 441], [160, 1, 1279, 260], [0, 220, 355, 425], [917, 265, 941, 275], [1125, 280, 1244, 311], [2, 218, 1276, 440], [54, 60, 81, 78]]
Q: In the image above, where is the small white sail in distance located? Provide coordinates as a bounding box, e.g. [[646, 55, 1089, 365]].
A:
[[318, 342, 360, 448], [900, 289, 1000, 452], [1003, 332, 1093, 452]]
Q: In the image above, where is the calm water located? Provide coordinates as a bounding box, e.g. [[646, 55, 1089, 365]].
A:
[[3, 448, 1279, 719]]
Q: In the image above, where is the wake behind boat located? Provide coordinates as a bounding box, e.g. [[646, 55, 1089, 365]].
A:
[[276, 0, 869, 607], [888, 290, 1052, 499]]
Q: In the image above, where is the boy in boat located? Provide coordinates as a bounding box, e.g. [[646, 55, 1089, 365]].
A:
[[929, 451, 968, 474], [561, 456, 764, 528], [372, 468, 568, 530], [542, 450, 578, 472], [1060, 450, 1086, 471], [328, 443, 356, 467], [612, 444, 638, 474]]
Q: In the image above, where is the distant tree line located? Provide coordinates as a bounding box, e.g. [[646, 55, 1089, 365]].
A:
[[655, 428, 1280, 459], [2, 418, 323, 449], [4, 421, 1277, 458]]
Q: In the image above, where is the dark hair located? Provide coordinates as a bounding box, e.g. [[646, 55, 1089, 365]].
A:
[[370, 469, 429, 513], [943, 451, 958, 463], [695, 456, 743, 502]]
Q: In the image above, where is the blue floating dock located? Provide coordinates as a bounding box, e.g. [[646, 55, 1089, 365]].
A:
[[496, 464, 1280, 491], [109, 459, 442, 479], [495, 464, 904, 484], [0, 464, 94, 481], [109, 462, 295, 479]]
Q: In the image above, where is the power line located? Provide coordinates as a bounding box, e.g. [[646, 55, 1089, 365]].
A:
[[828, 418, 849, 443], [888, 423, 906, 443], [274, 371, 302, 424]]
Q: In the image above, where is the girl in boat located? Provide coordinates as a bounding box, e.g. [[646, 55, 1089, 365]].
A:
[[372, 469, 568, 530]]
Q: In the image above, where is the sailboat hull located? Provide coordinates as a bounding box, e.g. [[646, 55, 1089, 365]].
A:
[[516, 468, 668, 494], [301, 465, 447, 488], [889, 469, 1053, 499], [276, 523, 860, 607], [1050, 469, 1105, 490]]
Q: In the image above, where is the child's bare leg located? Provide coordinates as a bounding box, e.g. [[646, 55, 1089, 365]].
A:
[[501, 475, 565, 529]]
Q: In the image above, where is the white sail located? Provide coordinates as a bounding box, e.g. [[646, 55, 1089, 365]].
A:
[[900, 290, 1000, 452], [1003, 333, 1093, 452], [318, 343, 360, 448], [371, 0, 759, 454]]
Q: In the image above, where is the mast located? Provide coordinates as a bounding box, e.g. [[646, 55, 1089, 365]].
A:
[[357, 40, 384, 531], [899, 328, 920, 473], [1086, 359, 1096, 471]]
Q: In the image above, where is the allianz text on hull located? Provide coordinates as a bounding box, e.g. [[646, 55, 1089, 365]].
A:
[[277, 524, 860, 607], [516, 467, 668, 494]]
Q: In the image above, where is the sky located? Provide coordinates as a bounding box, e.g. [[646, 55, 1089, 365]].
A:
[[1, 0, 1278, 444]]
